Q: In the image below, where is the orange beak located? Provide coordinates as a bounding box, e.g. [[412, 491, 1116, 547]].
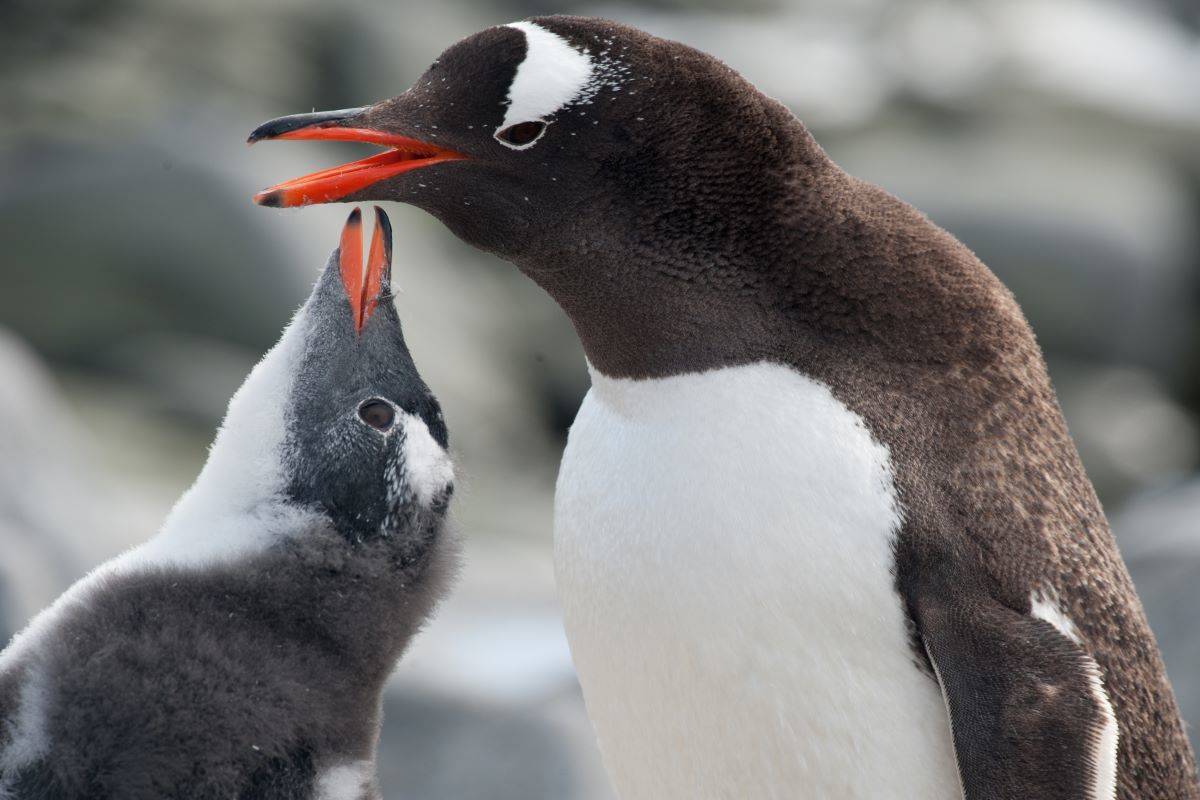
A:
[[250, 110, 466, 208], [338, 207, 393, 334]]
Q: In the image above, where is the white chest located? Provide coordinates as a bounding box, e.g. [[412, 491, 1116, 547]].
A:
[[553, 362, 961, 800]]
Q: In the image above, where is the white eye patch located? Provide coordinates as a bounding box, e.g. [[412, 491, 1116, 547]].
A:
[[496, 21, 594, 149]]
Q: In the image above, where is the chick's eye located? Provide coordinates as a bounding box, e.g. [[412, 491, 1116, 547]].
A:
[[495, 120, 547, 149], [358, 399, 395, 431]]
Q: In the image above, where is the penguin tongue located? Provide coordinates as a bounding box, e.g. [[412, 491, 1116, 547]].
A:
[[252, 127, 465, 208], [338, 207, 394, 334]]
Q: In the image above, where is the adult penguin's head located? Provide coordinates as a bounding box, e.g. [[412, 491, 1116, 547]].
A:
[[250, 17, 837, 376]]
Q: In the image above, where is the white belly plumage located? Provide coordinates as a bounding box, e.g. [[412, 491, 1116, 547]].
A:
[[554, 362, 962, 800]]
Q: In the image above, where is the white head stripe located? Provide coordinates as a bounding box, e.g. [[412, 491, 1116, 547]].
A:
[[500, 22, 593, 129]]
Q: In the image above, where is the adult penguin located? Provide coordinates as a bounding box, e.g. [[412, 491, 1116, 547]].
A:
[[249, 17, 1199, 799]]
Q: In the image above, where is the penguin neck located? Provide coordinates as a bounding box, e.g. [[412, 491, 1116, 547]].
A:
[[521, 181, 787, 377], [145, 314, 318, 567], [531, 135, 1015, 381], [147, 482, 317, 568], [559, 282, 773, 380]]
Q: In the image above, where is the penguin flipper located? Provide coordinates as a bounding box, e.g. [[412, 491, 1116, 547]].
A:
[[917, 591, 1118, 800]]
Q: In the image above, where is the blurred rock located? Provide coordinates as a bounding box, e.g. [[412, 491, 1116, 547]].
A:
[[378, 686, 599, 800], [103, 333, 258, 423], [0, 327, 234, 641], [828, 132, 1200, 384], [596, 0, 1200, 129], [0, 143, 302, 381], [1054, 364, 1199, 503], [998, 0, 1200, 128], [0, 329, 103, 636], [1114, 478, 1200, 752], [0, 0, 370, 142], [383, 541, 613, 800]]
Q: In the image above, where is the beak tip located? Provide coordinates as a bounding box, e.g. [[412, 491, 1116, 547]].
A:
[[372, 205, 391, 236], [253, 190, 284, 208], [246, 121, 277, 145], [247, 107, 370, 148], [373, 206, 393, 273]]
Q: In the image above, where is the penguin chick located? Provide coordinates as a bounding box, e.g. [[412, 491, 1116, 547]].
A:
[[0, 208, 455, 800]]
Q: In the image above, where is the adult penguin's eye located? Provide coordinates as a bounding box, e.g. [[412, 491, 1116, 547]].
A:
[[358, 399, 396, 432], [495, 120, 547, 149]]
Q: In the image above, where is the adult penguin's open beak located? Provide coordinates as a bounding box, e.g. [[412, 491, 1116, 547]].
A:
[[248, 107, 467, 208]]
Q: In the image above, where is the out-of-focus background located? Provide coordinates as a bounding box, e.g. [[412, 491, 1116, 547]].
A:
[[2, 0, 1199, 795]]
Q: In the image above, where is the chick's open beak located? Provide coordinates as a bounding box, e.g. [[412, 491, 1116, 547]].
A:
[[250, 108, 466, 208], [338, 207, 393, 334]]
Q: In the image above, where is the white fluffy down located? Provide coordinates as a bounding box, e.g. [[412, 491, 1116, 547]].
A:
[[498, 22, 593, 138], [315, 760, 374, 800]]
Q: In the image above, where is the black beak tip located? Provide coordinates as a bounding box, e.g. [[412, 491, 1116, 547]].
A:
[[246, 107, 370, 145], [374, 206, 392, 254], [373, 206, 393, 286], [246, 118, 284, 145], [254, 190, 284, 208]]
